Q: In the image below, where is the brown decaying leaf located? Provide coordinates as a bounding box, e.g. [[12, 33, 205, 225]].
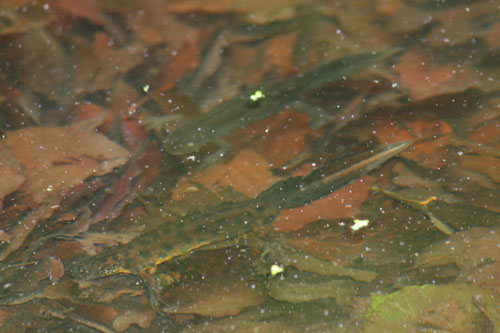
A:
[[387, 1, 500, 50], [415, 228, 500, 293], [45, 240, 85, 264], [71, 104, 114, 134], [0, 125, 129, 260], [239, 110, 311, 168], [376, 0, 403, 15], [284, 235, 362, 267], [173, 150, 281, 200], [270, 243, 378, 282], [391, 162, 439, 188], [0, 310, 14, 327], [75, 231, 140, 256], [108, 80, 141, 120], [485, 22, 500, 48], [467, 119, 500, 148], [467, 261, 500, 294], [46, 257, 65, 282], [88, 33, 145, 93], [262, 32, 298, 77], [165, 278, 266, 317], [426, 1, 500, 48], [417, 299, 474, 331], [162, 249, 267, 318], [25, 256, 65, 284], [395, 49, 479, 101], [223, 109, 311, 172], [368, 112, 453, 169], [42, 278, 154, 331], [70, 303, 119, 329], [56, 0, 109, 26], [459, 155, 500, 183], [273, 175, 376, 232], [1, 29, 69, 99], [128, 6, 199, 49], [4, 126, 130, 205], [0, 231, 10, 243], [365, 283, 500, 332], [112, 306, 155, 331]]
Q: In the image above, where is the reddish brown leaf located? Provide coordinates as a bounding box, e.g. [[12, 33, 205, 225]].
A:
[[4, 125, 130, 205], [396, 50, 454, 100], [467, 119, 500, 148], [89, 33, 145, 92], [72, 104, 114, 134], [261, 32, 297, 77], [71, 303, 119, 328], [128, 7, 199, 49], [173, 150, 281, 200], [57, 0, 108, 25], [0, 310, 14, 327], [273, 175, 376, 232], [370, 113, 453, 169], [459, 154, 500, 183], [376, 0, 404, 15], [485, 22, 500, 48], [0, 125, 129, 259], [232, 110, 311, 167], [164, 277, 266, 317]]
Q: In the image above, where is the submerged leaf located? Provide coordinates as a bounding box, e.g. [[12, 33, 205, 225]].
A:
[[4, 126, 130, 205], [173, 150, 280, 200], [273, 175, 375, 231], [366, 283, 500, 332]]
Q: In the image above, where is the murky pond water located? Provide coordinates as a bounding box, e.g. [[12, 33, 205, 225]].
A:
[[0, 0, 499, 331]]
